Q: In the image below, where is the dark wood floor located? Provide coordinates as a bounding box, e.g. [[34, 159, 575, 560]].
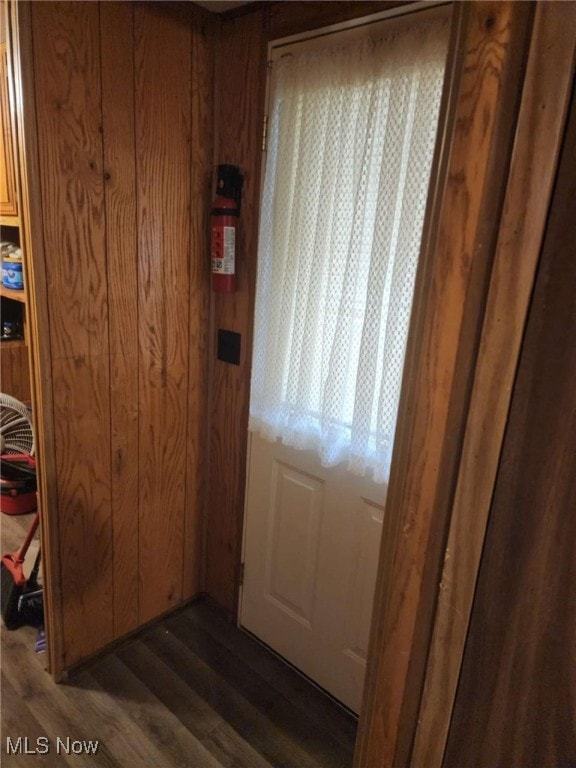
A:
[[1, 513, 357, 767]]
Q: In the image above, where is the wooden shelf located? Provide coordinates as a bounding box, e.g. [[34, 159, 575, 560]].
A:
[[0, 215, 21, 228], [0, 284, 26, 303], [0, 337, 25, 348]]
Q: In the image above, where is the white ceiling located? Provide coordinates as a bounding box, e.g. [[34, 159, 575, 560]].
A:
[[193, 0, 255, 13]]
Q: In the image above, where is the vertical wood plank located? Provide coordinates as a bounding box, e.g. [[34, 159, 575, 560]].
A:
[[183, 8, 215, 599], [412, 5, 576, 765], [16, 343, 31, 401], [1, 346, 14, 395], [444, 75, 576, 768], [31, 0, 113, 666], [354, 3, 533, 765], [2, 346, 12, 393], [135, 3, 191, 623], [100, 1, 140, 639], [206, 10, 266, 613]]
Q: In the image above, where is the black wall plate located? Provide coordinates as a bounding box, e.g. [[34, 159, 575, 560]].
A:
[[217, 329, 241, 366]]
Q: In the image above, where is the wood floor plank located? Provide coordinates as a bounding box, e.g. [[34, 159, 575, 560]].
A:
[[142, 622, 325, 768], [164, 610, 355, 767], [88, 654, 223, 768], [2, 627, 179, 767], [115, 638, 220, 738], [205, 724, 277, 768], [116, 639, 273, 768], [1, 674, 69, 768], [62, 670, 182, 768], [1, 594, 355, 768], [1, 630, 120, 768], [191, 601, 358, 746]]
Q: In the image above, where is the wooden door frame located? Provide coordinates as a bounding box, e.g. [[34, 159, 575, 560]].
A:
[[356, 2, 575, 766], [7, 0, 64, 678], [409, 5, 576, 766]]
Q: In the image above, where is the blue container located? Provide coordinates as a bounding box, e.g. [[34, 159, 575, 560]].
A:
[[2, 259, 23, 290]]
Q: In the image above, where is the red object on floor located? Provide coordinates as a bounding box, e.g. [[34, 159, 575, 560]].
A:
[[1, 454, 37, 515], [1, 490, 37, 515]]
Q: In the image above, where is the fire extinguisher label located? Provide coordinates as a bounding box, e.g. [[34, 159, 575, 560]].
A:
[[212, 226, 235, 274]]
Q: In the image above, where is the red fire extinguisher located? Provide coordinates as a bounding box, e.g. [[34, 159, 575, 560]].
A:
[[211, 164, 244, 293]]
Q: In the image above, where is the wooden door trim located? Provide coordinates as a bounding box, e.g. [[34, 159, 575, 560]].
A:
[[9, 0, 64, 678], [411, 5, 576, 766], [354, 3, 535, 765]]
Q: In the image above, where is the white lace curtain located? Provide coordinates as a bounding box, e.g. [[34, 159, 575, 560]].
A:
[[249, 11, 449, 483]]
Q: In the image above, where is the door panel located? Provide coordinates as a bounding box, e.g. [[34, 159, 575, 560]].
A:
[[343, 498, 385, 664], [241, 434, 385, 713], [265, 462, 325, 624]]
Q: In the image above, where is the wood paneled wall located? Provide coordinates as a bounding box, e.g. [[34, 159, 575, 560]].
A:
[[29, 1, 214, 669], [0, 342, 30, 402], [444, 78, 576, 768], [205, 0, 405, 615], [205, 10, 266, 613]]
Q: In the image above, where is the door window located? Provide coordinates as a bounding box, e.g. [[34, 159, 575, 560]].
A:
[[249, 7, 450, 483]]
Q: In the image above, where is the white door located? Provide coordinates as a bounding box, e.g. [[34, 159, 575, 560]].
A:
[[240, 434, 384, 713], [240, 5, 449, 714]]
